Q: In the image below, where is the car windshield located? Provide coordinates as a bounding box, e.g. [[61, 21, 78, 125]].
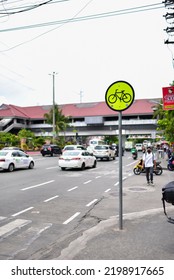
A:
[[63, 151, 81, 156], [95, 146, 108, 150]]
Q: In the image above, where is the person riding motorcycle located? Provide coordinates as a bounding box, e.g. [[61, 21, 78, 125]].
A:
[[131, 146, 138, 159]]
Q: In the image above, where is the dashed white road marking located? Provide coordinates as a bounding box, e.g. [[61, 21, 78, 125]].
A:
[[63, 212, 81, 225], [46, 166, 58, 170], [114, 181, 119, 186], [126, 161, 138, 167], [105, 188, 111, 193], [83, 180, 92, 185], [86, 199, 98, 207], [67, 186, 78, 192], [21, 180, 55, 191], [44, 195, 59, 202], [12, 207, 34, 217], [95, 176, 101, 179]]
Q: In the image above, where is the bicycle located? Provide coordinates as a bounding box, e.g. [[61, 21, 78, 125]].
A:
[[108, 89, 131, 104]]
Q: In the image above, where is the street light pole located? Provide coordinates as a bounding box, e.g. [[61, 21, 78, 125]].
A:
[[49, 71, 57, 142]]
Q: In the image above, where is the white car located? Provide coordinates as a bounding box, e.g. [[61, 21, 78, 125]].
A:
[[0, 150, 35, 172], [62, 145, 86, 153], [93, 145, 115, 160], [58, 150, 97, 170]]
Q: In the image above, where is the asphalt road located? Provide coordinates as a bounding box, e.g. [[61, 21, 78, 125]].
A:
[[0, 152, 173, 260]]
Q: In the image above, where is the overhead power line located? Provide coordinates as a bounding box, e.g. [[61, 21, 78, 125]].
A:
[[0, 0, 54, 14], [0, 2, 164, 52]]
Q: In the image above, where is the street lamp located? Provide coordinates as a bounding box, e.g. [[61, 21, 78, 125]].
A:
[[49, 71, 58, 142]]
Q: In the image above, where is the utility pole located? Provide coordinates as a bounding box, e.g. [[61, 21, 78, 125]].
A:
[[49, 71, 57, 142]]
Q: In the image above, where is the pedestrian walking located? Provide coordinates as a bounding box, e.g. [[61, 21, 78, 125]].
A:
[[142, 146, 156, 186]]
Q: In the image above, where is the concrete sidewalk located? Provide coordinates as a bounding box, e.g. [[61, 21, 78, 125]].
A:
[[57, 158, 174, 260]]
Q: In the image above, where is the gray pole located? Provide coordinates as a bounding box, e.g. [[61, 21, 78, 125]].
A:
[[49, 72, 57, 142], [52, 72, 56, 142], [118, 111, 123, 230]]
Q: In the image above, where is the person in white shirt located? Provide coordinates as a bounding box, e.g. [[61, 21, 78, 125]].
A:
[[142, 146, 156, 186]]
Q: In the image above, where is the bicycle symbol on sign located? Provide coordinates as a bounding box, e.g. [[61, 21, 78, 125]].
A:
[[108, 89, 131, 104]]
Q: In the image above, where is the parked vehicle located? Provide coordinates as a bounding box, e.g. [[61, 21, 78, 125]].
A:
[[62, 145, 86, 153], [0, 150, 34, 172], [133, 159, 163, 175], [58, 150, 97, 170], [167, 156, 174, 171], [40, 144, 62, 156], [93, 145, 115, 161]]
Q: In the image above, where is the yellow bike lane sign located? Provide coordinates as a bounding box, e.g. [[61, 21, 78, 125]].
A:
[[105, 80, 135, 111]]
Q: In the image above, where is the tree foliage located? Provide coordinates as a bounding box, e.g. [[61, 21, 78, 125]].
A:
[[44, 104, 70, 136]]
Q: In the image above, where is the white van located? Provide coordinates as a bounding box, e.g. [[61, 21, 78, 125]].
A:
[[135, 143, 143, 151], [88, 138, 105, 146]]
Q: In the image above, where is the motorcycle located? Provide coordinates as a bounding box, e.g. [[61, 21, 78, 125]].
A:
[[131, 148, 138, 160], [132, 152, 138, 160], [167, 156, 174, 171], [133, 159, 163, 175]]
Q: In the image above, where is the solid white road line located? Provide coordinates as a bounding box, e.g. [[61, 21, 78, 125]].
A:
[[67, 186, 78, 192], [21, 180, 55, 191], [12, 207, 34, 217], [83, 180, 92, 185], [63, 212, 81, 225], [44, 195, 59, 202], [86, 199, 98, 207], [0, 219, 31, 238]]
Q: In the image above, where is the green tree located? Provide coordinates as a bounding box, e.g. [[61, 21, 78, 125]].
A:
[[157, 110, 174, 142], [44, 105, 70, 137]]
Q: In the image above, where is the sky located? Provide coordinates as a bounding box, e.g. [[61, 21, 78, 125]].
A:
[[0, 0, 174, 107]]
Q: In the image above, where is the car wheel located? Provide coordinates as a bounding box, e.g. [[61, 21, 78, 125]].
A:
[[81, 162, 85, 170], [61, 167, 66, 171], [8, 163, 14, 172], [29, 161, 34, 169], [92, 160, 97, 168]]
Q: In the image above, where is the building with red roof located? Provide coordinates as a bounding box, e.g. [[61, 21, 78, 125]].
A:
[[0, 98, 160, 139]]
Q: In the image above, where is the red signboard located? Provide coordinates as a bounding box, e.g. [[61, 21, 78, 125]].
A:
[[162, 86, 174, 110]]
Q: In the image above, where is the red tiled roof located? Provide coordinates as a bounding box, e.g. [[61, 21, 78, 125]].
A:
[[0, 99, 160, 119]]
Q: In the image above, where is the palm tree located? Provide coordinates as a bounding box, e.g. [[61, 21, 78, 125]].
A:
[[44, 104, 70, 138]]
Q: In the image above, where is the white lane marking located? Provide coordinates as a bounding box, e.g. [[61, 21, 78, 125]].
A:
[[21, 180, 55, 191], [114, 181, 119, 186], [83, 180, 92, 185], [105, 188, 111, 193], [0, 219, 31, 238], [12, 207, 34, 217], [123, 176, 127, 180], [0, 216, 6, 221], [95, 176, 101, 179], [86, 199, 98, 207], [67, 186, 78, 192], [46, 166, 58, 170], [63, 212, 80, 225], [126, 161, 138, 167], [44, 195, 59, 202]]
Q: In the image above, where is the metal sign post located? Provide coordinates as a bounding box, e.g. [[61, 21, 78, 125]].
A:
[[118, 111, 123, 229], [105, 81, 135, 230]]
